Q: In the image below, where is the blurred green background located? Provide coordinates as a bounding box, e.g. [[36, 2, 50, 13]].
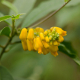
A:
[[0, 0, 80, 80]]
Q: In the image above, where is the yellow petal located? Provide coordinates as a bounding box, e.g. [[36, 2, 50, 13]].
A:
[[42, 47, 49, 55], [44, 31, 48, 35], [51, 51, 58, 57], [49, 45, 58, 52], [19, 28, 27, 40], [45, 36, 50, 42], [35, 27, 44, 33], [27, 28, 34, 39], [61, 31, 67, 36], [53, 41, 60, 46], [54, 27, 63, 35], [42, 41, 49, 48], [21, 40, 27, 51], [39, 33, 44, 40], [58, 35, 64, 42], [38, 47, 43, 54], [27, 39, 33, 51]]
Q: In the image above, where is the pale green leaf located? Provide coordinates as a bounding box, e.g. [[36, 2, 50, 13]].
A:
[[2, 0, 18, 14], [56, 5, 80, 28], [9, 0, 36, 27], [0, 15, 11, 22], [0, 66, 14, 80], [21, 0, 64, 28]]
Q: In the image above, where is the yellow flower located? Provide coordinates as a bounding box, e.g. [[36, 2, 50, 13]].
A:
[[42, 47, 49, 55], [58, 35, 64, 42], [35, 27, 44, 33], [42, 41, 49, 48], [19, 28, 27, 51], [34, 37, 43, 54], [27, 28, 34, 39], [27, 39, 33, 51], [45, 36, 50, 42], [62, 31, 67, 36], [49, 45, 58, 52], [19, 28, 27, 40], [19, 26, 67, 57], [39, 33, 44, 40], [53, 41, 60, 46], [54, 27, 63, 35], [21, 40, 27, 51], [51, 51, 58, 57], [44, 31, 48, 35]]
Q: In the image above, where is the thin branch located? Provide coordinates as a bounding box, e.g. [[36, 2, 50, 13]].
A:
[[0, 18, 15, 60], [10, 41, 21, 44], [0, 45, 4, 48], [28, 0, 71, 28]]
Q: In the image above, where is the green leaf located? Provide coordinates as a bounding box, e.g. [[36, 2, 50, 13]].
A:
[[9, 0, 36, 27], [59, 41, 80, 66], [56, 5, 80, 28], [0, 27, 11, 37], [0, 15, 11, 22], [2, 0, 18, 14], [12, 14, 24, 20], [64, 0, 68, 2], [21, 0, 64, 28], [0, 66, 14, 80]]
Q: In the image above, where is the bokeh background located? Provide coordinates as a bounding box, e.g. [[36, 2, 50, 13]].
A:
[[0, 0, 80, 80]]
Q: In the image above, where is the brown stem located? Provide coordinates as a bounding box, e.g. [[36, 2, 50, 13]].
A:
[[0, 18, 15, 60], [28, 0, 71, 28]]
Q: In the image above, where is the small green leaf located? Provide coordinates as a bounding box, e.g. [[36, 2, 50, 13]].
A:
[[64, 0, 68, 2], [0, 15, 11, 22], [2, 0, 18, 14], [0, 27, 11, 37], [59, 41, 80, 66], [12, 14, 24, 20], [0, 66, 14, 80]]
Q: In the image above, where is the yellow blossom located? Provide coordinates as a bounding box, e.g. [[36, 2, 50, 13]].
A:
[[42, 41, 49, 48], [19, 28, 27, 40], [58, 35, 64, 42], [35, 27, 44, 33], [53, 41, 60, 46], [27, 28, 34, 39], [39, 33, 44, 40], [27, 39, 33, 51], [21, 40, 27, 51], [51, 51, 58, 57], [45, 36, 49, 42], [19, 26, 67, 57]]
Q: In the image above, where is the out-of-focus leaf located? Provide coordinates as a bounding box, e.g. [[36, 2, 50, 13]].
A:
[[0, 66, 14, 80], [21, 0, 64, 28], [9, 0, 36, 27], [56, 5, 80, 27], [66, 0, 80, 6], [0, 27, 11, 37], [0, 13, 4, 17], [0, 15, 11, 22], [2, 0, 18, 14], [59, 41, 80, 66]]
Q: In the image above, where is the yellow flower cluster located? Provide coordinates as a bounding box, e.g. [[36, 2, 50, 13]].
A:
[[19, 27, 67, 57]]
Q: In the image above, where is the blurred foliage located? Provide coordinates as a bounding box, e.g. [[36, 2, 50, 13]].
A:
[[0, 0, 80, 80]]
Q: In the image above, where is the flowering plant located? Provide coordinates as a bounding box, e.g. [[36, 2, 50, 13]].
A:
[[0, 0, 80, 80]]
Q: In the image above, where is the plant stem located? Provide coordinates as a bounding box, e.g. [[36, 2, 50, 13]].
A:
[[29, 0, 71, 28], [0, 18, 15, 60], [0, 45, 4, 48]]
